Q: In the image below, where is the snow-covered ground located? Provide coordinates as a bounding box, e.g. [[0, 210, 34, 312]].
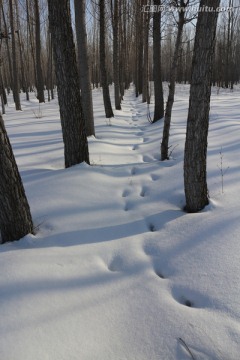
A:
[[0, 84, 240, 359]]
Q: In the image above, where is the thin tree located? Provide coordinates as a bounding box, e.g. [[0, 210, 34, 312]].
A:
[[74, 0, 95, 136], [0, 114, 34, 243], [46, 30, 54, 101], [34, 0, 45, 102], [26, 0, 37, 88], [184, 0, 220, 212], [152, 0, 164, 122], [161, 0, 189, 160], [142, 7, 150, 104], [111, 0, 121, 110], [135, 0, 144, 97], [1, 3, 13, 89], [47, 0, 90, 167], [99, 0, 114, 118], [9, 0, 21, 110], [15, 0, 29, 100]]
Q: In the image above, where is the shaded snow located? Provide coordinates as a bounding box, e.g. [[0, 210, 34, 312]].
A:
[[0, 84, 240, 359]]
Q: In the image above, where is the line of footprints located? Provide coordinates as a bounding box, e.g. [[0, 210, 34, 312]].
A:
[[120, 152, 194, 308], [110, 98, 196, 309], [107, 241, 196, 309], [122, 165, 159, 225]]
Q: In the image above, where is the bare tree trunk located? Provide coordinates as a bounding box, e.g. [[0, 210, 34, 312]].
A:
[[34, 0, 45, 102], [26, 0, 37, 88], [137, 0, 143, 95], [16, 30, 29, 100], [9, 0, 21, 110], [2, 4, 13, 89], [161, 1, 185, 160], [74, 0, 95, 136], [119, 0, 126, 96], [99, 0, 114, 118], [0, 71, 6, 113], [152, 0, 164, 122], [142, 9, 150, 104], [134, 1, 139, 97], [184, 0, 220, 212], [15, 0, 29, 100], [46, 31, 54, 101], [0, 115, 34, 243], [91, 4, 100, 89], [48, 0, 90, 168], [111, 0, 121, 110]]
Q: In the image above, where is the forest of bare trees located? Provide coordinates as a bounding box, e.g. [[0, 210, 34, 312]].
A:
[[0, 0, 239, 111], [1, 0, 236, 109], [0, 0, 239, 242]]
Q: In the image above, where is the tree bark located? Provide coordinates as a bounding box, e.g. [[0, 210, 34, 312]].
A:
[[48, 0, 89, 168], [112, 0, 121, 110], [16, 30, 29, 100], [9, 0, 21, 110], [99, 0, 114, 118], [74, 0, 95, 136], [2, 4, 13, 89], [161, 1, 186, 160], [137, 0, 144, 96], [0, 115, 34, 243], [34, 0, 45, 102], [26, 0, 37, 88], [153, 0, 164, 121], [184, 0, 220, 212], [142, 9, 150, 104]]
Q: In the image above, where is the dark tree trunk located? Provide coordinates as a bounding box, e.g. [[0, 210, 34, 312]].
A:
[[0, 115, 34, 243], [48, 0, 90, 168], [99, 0, 114, 118], [2, 4, 13, 89], [161, 2, 185, 160], [0, 71, 6, 114], [184, 0, 220, 212], [34, 0, 45, 102], [134, 1, 139, 97], [9, 0, 21, 110], [15, 0, 29, 100], [26, 0, 37, 87], [137, 0, 143, 96], [16, 30, 29, 101], [152, 0, 164, 122], [74, 0, 95, 136], [112, 0, 121, 110], [142, 10, 150, 104]]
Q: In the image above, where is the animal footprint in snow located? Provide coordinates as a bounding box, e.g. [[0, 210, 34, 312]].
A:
[[142, 155, 152, 163], [129, 144, 138, 151], [122, 189, 130, 198], [145, 222, 156, 232], [170, 285, 214, 309], [150, 173, 160, 181], [140, 186, 149, 197], [108, 255, 124, 272], [124, 201, 132, 211], [154, 268, 165, 279], [131, 166, 137, 175]]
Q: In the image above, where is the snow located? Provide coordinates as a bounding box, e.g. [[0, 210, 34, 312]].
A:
[[1, 84, 240, 359]]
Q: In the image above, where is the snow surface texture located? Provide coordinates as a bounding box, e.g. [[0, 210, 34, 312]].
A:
[[0, 85, 240, 360]]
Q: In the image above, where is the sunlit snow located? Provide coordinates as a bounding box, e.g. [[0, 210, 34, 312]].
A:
[[0, 84, 240, 359]]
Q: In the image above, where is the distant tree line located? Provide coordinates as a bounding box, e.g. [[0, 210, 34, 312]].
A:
[[0, 0, 239, 113]]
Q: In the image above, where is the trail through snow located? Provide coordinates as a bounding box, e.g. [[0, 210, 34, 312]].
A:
[[1, 85, 240, 360]]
